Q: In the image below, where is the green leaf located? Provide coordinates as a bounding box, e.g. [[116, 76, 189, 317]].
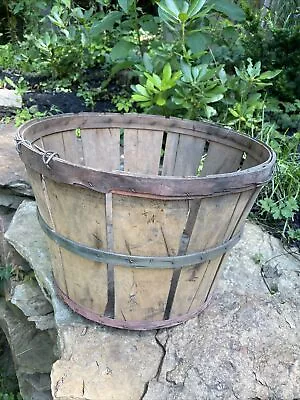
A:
[[210, 0, 245, 21], [156, 95, 166, 106], [135, 84, 149, 97], [157, 8, 178, 29], [259, 198, 275, 213], [139, 15, 158, 34], [165, 0, 181, 16], [180, 59, 192, 82], [90, 11, 123, 35], [118, 0, 133, 13], [143, 53, 153, 73], [186, 31, 211, 53], [229, 108, 239, 118], [205, 105, 217, 118], [110, 40, 135, 61], [259, 70, 282, 80], [145, 72, 162, 89], [157, 1, 178, 20], [61, 0, 71, 8], [205, 93, 224, 103], [178, 12, 188, 22], [132, 93, 150, 102], [162, 63, 172, 82], [188, 0, 207, 18], [218, 67, 227, 85]]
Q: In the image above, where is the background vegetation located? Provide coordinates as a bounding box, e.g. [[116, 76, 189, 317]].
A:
[[0, 0, 299, 245]]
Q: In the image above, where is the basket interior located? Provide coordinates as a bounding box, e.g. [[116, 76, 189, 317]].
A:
[[27, 115, 269, 177]]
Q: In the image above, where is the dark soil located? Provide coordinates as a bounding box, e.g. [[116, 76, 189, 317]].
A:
[[0, 68, 116, 115], [23, 91, 114, 114]]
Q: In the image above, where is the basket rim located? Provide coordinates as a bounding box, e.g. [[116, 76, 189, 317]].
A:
[[17, 112, 276, 199]]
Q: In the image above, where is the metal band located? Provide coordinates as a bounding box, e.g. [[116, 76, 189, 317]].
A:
[[37, 209, 242, 269]]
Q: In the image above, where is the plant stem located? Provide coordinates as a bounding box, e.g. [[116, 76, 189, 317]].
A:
[[133, 0, 143, 58], [181, 22, 187, 58]]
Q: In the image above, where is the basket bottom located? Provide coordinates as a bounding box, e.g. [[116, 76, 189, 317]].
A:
[[55, 283, 212, 330]]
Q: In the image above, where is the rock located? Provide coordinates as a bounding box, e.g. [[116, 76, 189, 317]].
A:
[[0, 207, 14, 265], [5, 200, 300, 400], [0, 123, 33, 197], [0, 189, 25, 209], [0, 89, 22, 108], [11, 280, 53, 317], [28, 314, 55, 331], [51, 326, 162, 400], [0, 299, 56, 400]]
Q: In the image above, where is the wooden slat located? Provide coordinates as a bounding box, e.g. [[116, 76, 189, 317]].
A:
[[25, 167, 69, 295], [201, 142, 243, 176], [124, 129, 163, 174], [58, 248, 108, 315], [170, 192, 241, 316], [41, 133, 66, 159], [81, 128, 120, 171], [242, 154, 258, 170], [43, 179, 107, 247], [162, 132, 179, 176], [25, 167, 52, 227], [22, 113, 271, 167], [61, 130, 85, 165], [113, 195, 189, 321], [172, 135, 206, 176], [43, 179, 108, 315], [46, 237, 68, 295]]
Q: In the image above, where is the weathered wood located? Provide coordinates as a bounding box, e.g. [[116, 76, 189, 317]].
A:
[[242, 154, 259, 170], [43, 179, 108, 315], [124, 129, 163, 174], [25, 167, 68, 295], [162, 133, 206, 176], [21, 114, 269, 163], [170, 192, 241, 316], [200, 142, 243, 176], [113, 195, 189, 321], [81, 128, 120, 171], [61, 130, 85, 165], [41, 133, 66, 159], [25, 167, 52, 227]]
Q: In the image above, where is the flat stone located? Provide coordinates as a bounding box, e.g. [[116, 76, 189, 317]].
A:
[[0, 89, 22, 108], [28, 314, 56, 331], [0, 299, 56, 400], [5, 200, 300, 400], [11, 280, 53, 317], [0, 123, 32, 196], [0, 190, 26, 209]]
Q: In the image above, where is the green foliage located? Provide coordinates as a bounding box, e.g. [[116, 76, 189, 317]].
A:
[[0, 0, 298, 245], [243, 18, 300, 102], [131, 63, 181, 109], [14, 107, 50, 127], [256, 127, 300, 239], [0, 266, 12, 282]]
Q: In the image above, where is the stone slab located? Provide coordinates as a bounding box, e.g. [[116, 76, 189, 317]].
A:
[[11, 280, 53, 317], [0, 123, 32, 196], [0, 299, 55, 400], [5, 200, 300, 400], [0, 89, 22, 108]]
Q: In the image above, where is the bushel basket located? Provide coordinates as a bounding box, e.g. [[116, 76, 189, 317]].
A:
[[17, 113, 275, 330]]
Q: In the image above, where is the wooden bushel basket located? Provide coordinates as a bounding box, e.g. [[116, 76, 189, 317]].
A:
[[16, 113, 275, 330]]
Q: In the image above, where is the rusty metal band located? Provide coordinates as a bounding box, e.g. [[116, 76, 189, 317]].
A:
[[17, 143, 275, 199], [37, 209, 242, 269], [55, 282, 213, 330]]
